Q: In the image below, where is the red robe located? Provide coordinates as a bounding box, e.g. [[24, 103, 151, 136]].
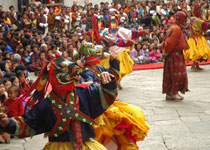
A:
[[162, 24, 189, 95]]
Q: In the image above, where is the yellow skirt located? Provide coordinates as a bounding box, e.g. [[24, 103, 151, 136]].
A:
[[184, 36, 210, 62], [100, 49, 134, 79], [94, 101, 150, 150], [43, 138, 107, 150]]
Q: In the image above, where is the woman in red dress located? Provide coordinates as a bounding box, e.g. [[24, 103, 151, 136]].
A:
[[161, 11, 189, 100]]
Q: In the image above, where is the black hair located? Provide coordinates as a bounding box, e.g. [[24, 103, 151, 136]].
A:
[[39, 51, 45, 56], [9, 5, 14, 10], [15, 65, 26, 73], [9, 76, 18, 83], [4, 72, 16, 79], [16, 70, 24, 78], [1, 78, 10, 85], [8, 85, 20, 96]]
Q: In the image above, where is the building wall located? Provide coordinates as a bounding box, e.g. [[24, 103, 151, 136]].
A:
[[1, 0, 18, 11]]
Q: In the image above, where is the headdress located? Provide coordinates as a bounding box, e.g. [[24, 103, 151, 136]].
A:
[[174, 11, 187, 26], [78, 41, 104, 65], [192, 3, 201, 18]]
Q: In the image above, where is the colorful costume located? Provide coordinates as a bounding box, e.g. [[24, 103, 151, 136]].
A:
[[100, 27, 145, 79], [162, 12, 189, 98], [184, 17, 210, 62], [78, 42, 150, 150], [0, 55, 118, 150]]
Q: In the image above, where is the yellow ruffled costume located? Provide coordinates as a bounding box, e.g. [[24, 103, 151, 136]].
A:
[[100, 48, 134, 79], [43, 138, 107, 150], [94, 101, 150, 150], [183, 17, 210, 62]]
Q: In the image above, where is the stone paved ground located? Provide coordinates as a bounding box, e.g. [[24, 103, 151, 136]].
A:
[[1, 65, 210, 150]]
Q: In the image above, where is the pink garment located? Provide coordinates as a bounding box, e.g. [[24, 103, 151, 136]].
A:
[[149, 50, 162, 61]]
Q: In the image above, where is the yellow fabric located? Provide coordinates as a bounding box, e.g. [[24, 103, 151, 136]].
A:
[[100, 48, 134, 79], [4, 18, 11, 25], [190, 17, 204, 35], [43, 138, 107, 150], [94, 101, 150, 150], [183, 36, 210, 62]]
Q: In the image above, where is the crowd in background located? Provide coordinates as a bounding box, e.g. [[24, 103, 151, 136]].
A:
[[0, 0, 209, 143]]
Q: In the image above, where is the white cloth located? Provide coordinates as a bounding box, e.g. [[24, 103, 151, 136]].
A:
[[55, 16, 61, 20], [39, 23, 44, 27], [117, 27, 132, 40], [109, 45, 125, 54]]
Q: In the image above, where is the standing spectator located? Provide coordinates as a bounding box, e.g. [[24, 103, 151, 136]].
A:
[[48, 8, 55, 32], [37, 9, 48, 34]]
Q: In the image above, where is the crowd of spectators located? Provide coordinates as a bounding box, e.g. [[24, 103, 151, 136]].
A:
[[0, 0, 209, 142]]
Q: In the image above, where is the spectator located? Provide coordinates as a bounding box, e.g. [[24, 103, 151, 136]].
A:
[[3, 85, 24, 118], [149, 46, 162, 63], [35, 51, 47, 75]]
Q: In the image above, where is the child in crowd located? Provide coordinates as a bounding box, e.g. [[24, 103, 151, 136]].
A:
[[0, 81, 7, 105], [0, 81, 10, 144], [23, 51, 31, 66], [46, 49, 54, 61], [1, 78, 11, 93], [35, 51, 47, 75], [16, 70, 30, 95], [9, 76, 19, 88], [3, 85, 24, 118], [149, 46, 162, 63]]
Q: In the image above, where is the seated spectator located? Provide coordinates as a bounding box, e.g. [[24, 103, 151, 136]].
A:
[[35, 51, 47, 76], [23, 51, 30, 66], [0, 61, 11, 76], [46, 49, 54, 61], [28, 45, 39, 72], [9, 76, 19, 88], [0, 80, 7, 105], [129, 18, 139, 30], [149, 46, 162, 63], [1, 78, 11, 93], [3, 85, 24, 118], [0, 41, 14, 54], [16, 70, 30, 96]]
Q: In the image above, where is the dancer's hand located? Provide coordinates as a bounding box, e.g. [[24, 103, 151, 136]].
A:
[[101, 72, 115, 84], [0, 113, 9, 127]]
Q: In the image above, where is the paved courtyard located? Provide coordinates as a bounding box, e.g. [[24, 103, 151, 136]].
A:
[[1, 65, 210, 150]]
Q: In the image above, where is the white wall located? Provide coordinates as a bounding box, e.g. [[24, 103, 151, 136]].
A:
[[1, 0, 18, 11]]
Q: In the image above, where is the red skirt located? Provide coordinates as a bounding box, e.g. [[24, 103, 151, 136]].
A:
[[162, 51, 188, 95]]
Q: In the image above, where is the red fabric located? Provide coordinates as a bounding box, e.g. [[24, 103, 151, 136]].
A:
[[20, 80, 31, 95], [163, 51, 188, 95], [132, 60, 210, 71], [3, 97, 24, 117], [84, 56, 100, 65], [203, 21, 208, 31], [163, 24, 187, 54], [115, 123, 137, 142], [91, 15, 101, 44], [193, 3, 201, 18]]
